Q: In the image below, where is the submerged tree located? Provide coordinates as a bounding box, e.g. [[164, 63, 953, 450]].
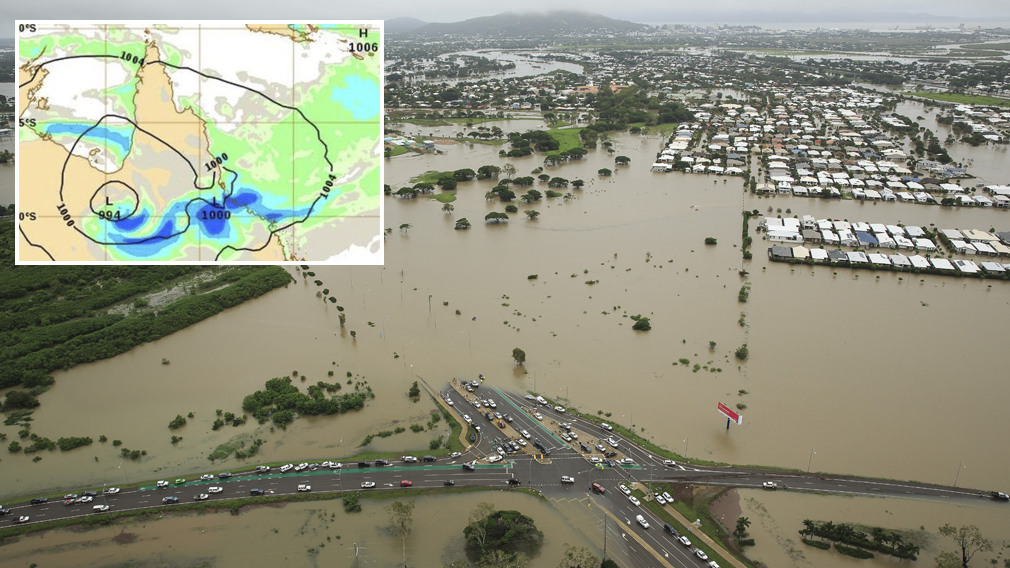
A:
[[937, 524, 992, 568], [512, 347, 526, 365], [385, 499, 416, 564]]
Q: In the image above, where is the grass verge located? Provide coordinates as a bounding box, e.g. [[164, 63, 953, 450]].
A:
[[635, 489, 752, 568], [431, 193, 457, 203], [905, 92, 1010, 108]]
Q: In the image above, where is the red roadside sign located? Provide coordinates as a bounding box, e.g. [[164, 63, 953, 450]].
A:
[[718, 402, 743, 425]]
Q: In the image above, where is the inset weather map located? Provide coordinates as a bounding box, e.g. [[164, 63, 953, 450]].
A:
[[15, 21, 383, 263]]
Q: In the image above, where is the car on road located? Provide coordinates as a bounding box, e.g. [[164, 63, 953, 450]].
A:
[[194, 494, 209, 501], [487, 455, 502, 463], [494, 411, 502, 420], [82, 491, 98, 497], [636, 515, 650, 529], [208, 487, 223, 494], [591, 483, 606, 494], [357, 461, 370, 468], [401, 456, 418, 463], [481, 399, 489, 407], [328, 462, 342, 470], [516, 438, 527, 447], [465, 384, 473, 392], [498, 421, 506, 429], [604, 451, 617, 458], [604, 459, 617, 468], [218, 472, 233, 479], [163, 496, 179, 504], [595, 444, 606, 452], [93, 505, 110, 512], [606, 437, 619, 448], [504, 414, 513, 422], [484, 412, 494, 421], [534, 413, 543, 421], [525, 394, 535, 400], [521, 429, 531, 439], [80, 496, 93, 503], [569, 432, 578, 439], [30, 498, 48, 505], [678, 535, 692, 547], [580, 443, 591, 452], [601, 423, 613, 431], [444, 480, 454, 485], [462, 463, 476, 471], [628, 495, 641, 506], [446, 399, 454, 406], [664, 523, 680, 537], [561, 476, 575, 484], [655, 495, 667, 505], [619, 484, 632, 496], [423, 455, 437, 462], [400, 480, 413, 487], [63, 499, 75, 506], [361, 482, 376, 488], [175, 478, 186, 485], [449, 452, 462, 459], [473, 400, 481, 409], [707, 562, 721, 568], [561, 434, 571, 442], [14, 516, 29, 524], [694, 549, 709, 560], [554, 406, 566, 413], [256, 466, 272, 473], [279, 464, 294, 472], [990, 491, 1009, 501], [105, 488, 121, 495], [250, 489, 264, 496], [294, 463, 309, 472], [297, 484, 311, 492], [0, 509, 9, 516], [619, 458, 634, 465], [463, 414, 472, 424], [200, 474, 215, 480], [506, 478, 521, 485], [762, 481, 778, 490], [156, 481, 169, 488], [663, 459, 677, 467], [589, 457, 603, 464], [488, 399, 497, 408], [375, 459, 390, 466]]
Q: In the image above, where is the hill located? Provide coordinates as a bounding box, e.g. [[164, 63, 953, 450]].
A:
[[407, 11, 647, 37], [386, 17, 429, 34]]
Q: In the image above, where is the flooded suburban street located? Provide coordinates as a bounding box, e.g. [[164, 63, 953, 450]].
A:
[[5, 126, 1010, 497], [0, 491, 595, 567]]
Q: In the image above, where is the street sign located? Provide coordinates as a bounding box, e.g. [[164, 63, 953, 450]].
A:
[[718, 402, 743, 425]]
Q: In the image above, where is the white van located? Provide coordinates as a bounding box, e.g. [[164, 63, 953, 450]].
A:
[[93, 505, 109, 512]]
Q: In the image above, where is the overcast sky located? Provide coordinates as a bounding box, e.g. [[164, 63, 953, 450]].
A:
[[4, 0, 1009, 34]]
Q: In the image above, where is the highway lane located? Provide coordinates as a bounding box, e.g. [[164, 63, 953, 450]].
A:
[[5, 380, 1005, 568]]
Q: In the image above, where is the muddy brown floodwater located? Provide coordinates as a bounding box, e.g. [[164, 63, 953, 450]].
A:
[[734, 488, 1010, 568], [0, 491, 597, 567], [3, 125, 1009, 543]]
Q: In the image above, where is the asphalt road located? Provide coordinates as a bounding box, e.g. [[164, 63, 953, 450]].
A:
[[2, 381, 1005, 568]]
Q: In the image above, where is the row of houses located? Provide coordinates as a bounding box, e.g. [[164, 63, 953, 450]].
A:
[[768, 245, 1010, 276]]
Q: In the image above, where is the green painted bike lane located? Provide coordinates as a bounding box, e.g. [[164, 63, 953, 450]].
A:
[[138, 464, 508, 491]]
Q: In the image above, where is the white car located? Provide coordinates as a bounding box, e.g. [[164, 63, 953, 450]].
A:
[[488, 399, 497, 408], [525, 395, 535, 400], [80, 496, 93, 503], [156, 481, 169, 488], [655, 495, 667, 505], [106, 487, 121, 495], [297, 484, 311, 492], [93, 504, 110, 511], [636, 514, 650, 529], [449, 452, 462, 459], [694, 549, 709, 561], [279, 464, 294, 473], [662, 492, 673, 503], [14, 516, 29, 524], [447, 399, 454, 406], [590, 457, 603, 464], [200, 474, 215, 481], [601, 423, 613, 431], [521, 430, 531, 439], [554, 406, 566, 413], [534, 413, 543, 421], [294, 463, 309, 472], [708, 562, 721, 568], [678, 535, 692, 547], [619, 484, 632, 496], [569, 432, 578, 439], [361, 482, 376, 488], [193, 494, 209, 501], [401, 456, 418, 463], [516, 438, 527, 447], [473, 400, 482, 409], [619, 458, 634, 465], [329, 462, 343, 470], [762, 481, 778, 490], [463, 414, 472, 424], [663, 459, 677, 467], [208, 487, 223, 494], [487, 455, 502, 463], [561, 434, 572, 442], [607, 437, 619, 448], [561, 476, 575, 484], [628, 495, 641, 506]]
